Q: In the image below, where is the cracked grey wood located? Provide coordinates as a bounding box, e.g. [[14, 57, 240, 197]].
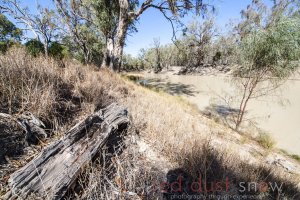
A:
[[3, 103, 129, 200]]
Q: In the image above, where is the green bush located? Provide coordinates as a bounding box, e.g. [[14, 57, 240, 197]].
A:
[[49, 42, 69, 59], [0, 41, 9, 54], [0, 41, 22, 54], [25, 39, 44, 57]]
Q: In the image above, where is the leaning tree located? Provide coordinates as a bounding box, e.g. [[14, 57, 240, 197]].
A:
[[233, 17, 300, 130], [233, 0, 300, 130]]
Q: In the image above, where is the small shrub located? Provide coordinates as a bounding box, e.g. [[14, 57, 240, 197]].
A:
[[257, 132, 276, 149]]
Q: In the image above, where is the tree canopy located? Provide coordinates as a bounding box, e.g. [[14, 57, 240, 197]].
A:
[[0, 13, 21, 41], [0, 13, 22, 53]]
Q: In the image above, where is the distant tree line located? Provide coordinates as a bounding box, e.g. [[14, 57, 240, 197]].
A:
[[1, 0, 299, 74], [0, 0, 213, 70], [123, 0, 300, 73], [0, 12, 68, 59]]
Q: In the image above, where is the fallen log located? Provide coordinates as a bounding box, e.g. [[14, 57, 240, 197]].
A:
[[3, 103, 129, 200]]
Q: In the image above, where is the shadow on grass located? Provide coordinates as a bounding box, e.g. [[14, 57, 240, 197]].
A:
[[163, 142, 300, 199], [125, 75, 198, 96], [203, 104, 240, 129]]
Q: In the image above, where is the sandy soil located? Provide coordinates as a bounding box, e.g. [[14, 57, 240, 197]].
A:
[[136, 69, 300, 156]]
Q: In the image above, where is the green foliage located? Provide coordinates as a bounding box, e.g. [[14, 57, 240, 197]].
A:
[[122, 53, 145, 71], [25, 39, 44, 57], [91, 0, 138, 38], [0, 41, 12, 54], [213, 51, 221, 63], [237, 17, 300, 79], [71, 22, 104, 65], [291, 154, 300, 162], [62, 32, 104, 66], [90, 41, 104, 66], [184, 18, 216, 67], [0, 14, 22, 41], [49, 42, 69, 59], [0, 41, 8, 54], [0, 14, 22, 53], [92, 0, 120, 38]]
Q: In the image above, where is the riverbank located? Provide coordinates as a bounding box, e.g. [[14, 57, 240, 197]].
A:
[[1, 50, 300, 198], [125, 70, 300, 157]]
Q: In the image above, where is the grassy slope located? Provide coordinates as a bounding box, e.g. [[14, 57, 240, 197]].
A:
[[1, 48, 300, 199]]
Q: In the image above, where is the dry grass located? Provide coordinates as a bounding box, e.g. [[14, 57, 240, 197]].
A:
[[69, 137, 165, 200], [172, 140, 300, 199], [0, 48, 129, 195], [1, 48, 300, 199], [257, 131, 276, 150], [0, 47, 128, 131]]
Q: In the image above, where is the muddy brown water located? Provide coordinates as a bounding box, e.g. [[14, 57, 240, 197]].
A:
[[126, 71, 300, 156]]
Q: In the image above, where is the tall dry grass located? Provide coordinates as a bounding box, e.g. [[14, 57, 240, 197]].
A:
[[0, 47, 128, 131], [0, 48, 130, 196]]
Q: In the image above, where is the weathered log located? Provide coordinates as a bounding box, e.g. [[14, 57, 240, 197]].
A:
[[3, 103, 129, 200]]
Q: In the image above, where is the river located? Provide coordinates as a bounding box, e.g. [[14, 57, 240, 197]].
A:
[[128, 70, 300, 156]]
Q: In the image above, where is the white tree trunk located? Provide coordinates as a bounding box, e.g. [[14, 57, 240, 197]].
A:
[[101, 0, 129, 71], [44, 42, 49, 57], [101, 38, 114, 68], [113, 0, 130, 71]]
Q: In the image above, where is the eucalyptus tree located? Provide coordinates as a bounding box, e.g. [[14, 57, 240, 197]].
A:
[[233, 17, 300, 130], [98, 0, 213, 71], [55, 0, 104, 64], [237, 0, 299, 39], [232, 0, 300, 130], [0, 0, 58, 57], [152, 38, 162, 72], [92, 0, 119, 68], [184, 17, 217, 68], [160, 43, 177, 69]]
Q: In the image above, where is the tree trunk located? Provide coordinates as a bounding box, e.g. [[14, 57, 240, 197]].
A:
[[101, 37, 114, 69], [113, 0, 130, 72], [235, 79, 258, 130], [102, 0, 130, 72], [3, 103, 129, 200], [82, 45, 91, 65], [44, 42, 49, 57]]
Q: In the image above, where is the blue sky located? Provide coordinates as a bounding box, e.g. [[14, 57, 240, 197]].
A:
[[4, 0, 273, 56]]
